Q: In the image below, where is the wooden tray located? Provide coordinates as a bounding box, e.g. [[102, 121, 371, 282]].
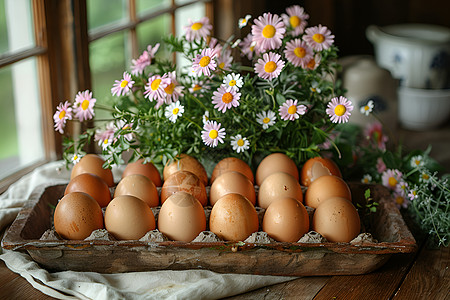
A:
[[1, 183, 417, 276]]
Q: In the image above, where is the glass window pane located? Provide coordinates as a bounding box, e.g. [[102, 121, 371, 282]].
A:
[[87, 0, 127, 30], [0, 0, 34, 54], [136, 14, 171, 61], [89, 31, 127, 121], [0, 57, 45, 179], [137, 0, 171, 15]]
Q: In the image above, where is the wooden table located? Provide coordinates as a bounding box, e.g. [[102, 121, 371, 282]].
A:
[[0, 239, 448, 299]]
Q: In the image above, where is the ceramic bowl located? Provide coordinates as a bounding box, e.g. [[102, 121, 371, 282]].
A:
[[367, 24, 450, 89], [397, 86, 450, 130]]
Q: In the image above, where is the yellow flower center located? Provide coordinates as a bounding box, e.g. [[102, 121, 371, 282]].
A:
[[263, 117, 270, 124], [172, 107, 179, 115], [364, 105, 370, 111], [388, 177, 397, 187], [294, 47, 306, 58], [191, 22, 203, 31], [193, 84, 202, 91], [334, 104, 346, 116], [229, 79, 236, 86], [312, 33, 325, 43], [103, 139, 109, 145], [262, 24, 276, 38], [219, 62, 225, 69], [209, 129, 218, 139], [264, 61, 277, 73], [249, 45, 255, 52], [81, 100, 90, 110], [290, 16, 301, 28], [237, 139, 245, 146], [59, 110, 66, 120], [307, 58, 316, 69], [73, 155, 78, 161], [164, 83, 175, 95], [151, 79, 161, 91], [199, 56, 211, 67], [395, 196, 404, 205], [120, 80, 128, 88], [222, 92, 233, 104], [422, 173, 429, 180], [311, 87, 317, 93], [414, 159, 421, 166], [288, 105, 297, 115]]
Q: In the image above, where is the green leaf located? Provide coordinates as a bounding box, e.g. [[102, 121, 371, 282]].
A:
[[364, 188, 371, 200]]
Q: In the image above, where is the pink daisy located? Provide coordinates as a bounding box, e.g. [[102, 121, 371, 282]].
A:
[[201, 120, 226, 148], [377, 157, 387, 173], [251, 12, 285, 52], [184, 17, 212, 42], [305, 53, 321, 70], [282, 5, 309, 36], [111, 72, 135, 97], [192, 48, 217, 77], [254, 52, 285, 80], [326, 96, 353, 124], [239, 33, 260, 60], [95, 121, 115, 144], [209, 38, 223, 57], [144, 74, 170, 108], [279, 99, 307, 121], [116, 120, 134, 142], [74, 90, 96, 121], [393, 191, 409, 209], [382, 169, 403, 191], [217, 49, 233, 71], [364, 121, 388, 150], [212, 85, 241, 113], [164, 71, 184, 104], [53, 101, 73, 134], [304, 25, 335, 51], [284, 39, 313, 68], [130, 43, 160, 75], [147, 43, 160, 58]]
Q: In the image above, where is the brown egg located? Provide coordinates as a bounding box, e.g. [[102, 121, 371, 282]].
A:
[[258, 172, 303, 209], [104, 195, 156, 240], [209, 171, 256, 206], [210, 157, 254, 184], [262, 197, 309, 242], [209, 193, 259, 241], [301, 157, 342, 187], [114, 174, 159, 207], [71, 154, 114, 187], [160, 171, 207, 206], [163, 154, 208, 186], [64, 173, 111, 208], [158, 192, 206, 242], [54, 192, 104, 240], [304, 175, 351, 208], [122, 159, 162, 187], [312, 196, 361, 242], [255, 153, 299, 186]]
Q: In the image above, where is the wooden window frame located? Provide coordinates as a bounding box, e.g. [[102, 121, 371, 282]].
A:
[[0, 0, 212, 194]]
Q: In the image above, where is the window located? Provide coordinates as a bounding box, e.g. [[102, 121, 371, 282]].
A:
[[0, 0, 211, 193]]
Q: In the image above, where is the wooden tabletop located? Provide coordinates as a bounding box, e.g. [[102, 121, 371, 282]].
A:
[[0, 239, 448, 299]]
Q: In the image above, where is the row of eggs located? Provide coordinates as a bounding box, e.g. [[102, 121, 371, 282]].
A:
[[54, 153, 361, 243]]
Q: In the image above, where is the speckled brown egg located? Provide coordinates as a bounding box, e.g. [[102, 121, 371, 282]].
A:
[[258, 172, 303, 209], [70, 154, 114, 187], [104, 195, 156, 240], [209, 171, 256, 206], [54, 192, 104, 240], [209, 193, 259, 241], [301, 157, 342, 187], [255, 153, 299, 186], [122, 159, 162, 187], [163, 154, 208, 186], [158, 192, 206, 242], [114, 174, 159, 207], [263, 197, 310, 242], [160, 171, 207, 206], [64, 173, 111, 208], [304, 175, 351, 208], [312, 196, 361, 243], [210, 157, 254, 184]]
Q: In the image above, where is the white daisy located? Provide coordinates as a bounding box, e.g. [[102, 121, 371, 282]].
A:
[[202, 111, 210, 125], [360, 100, 374, 116], [256, 110, 276, 129], [238, 14, 252, 29], [165, 101, 184, 123], [410, 155, 425, 168], [72, 153, 82, 165], [361, 174, 372, 184], [201, 120, 226, 148], [223, 73, 244, 91], [231, 134, 250, 153]]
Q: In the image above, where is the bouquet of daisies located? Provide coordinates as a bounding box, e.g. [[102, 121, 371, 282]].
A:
[[54, 5, 348, 170]]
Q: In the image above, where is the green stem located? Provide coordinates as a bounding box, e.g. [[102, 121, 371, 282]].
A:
[[182, 115, 202, 130]]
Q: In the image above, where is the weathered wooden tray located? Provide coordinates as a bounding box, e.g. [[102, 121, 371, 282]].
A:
[[1, 183, 417, 276]]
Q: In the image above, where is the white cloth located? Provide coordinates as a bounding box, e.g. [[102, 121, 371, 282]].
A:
[[0, 161, 295, 299]]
